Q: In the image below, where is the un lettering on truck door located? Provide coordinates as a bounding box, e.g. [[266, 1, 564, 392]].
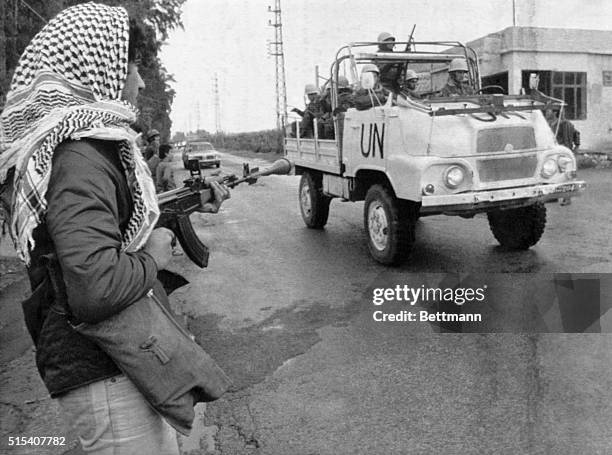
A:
[[360, 123, 385, 159]]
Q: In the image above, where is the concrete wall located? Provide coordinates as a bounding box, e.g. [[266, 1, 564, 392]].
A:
[[469, 27, 612, 151]]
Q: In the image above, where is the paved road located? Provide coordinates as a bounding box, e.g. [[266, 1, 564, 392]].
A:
[[175, 153, 612, 454], [1, 152, 611, 454]]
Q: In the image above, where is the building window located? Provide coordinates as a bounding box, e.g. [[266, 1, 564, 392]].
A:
[[551, 72, 586, 120], [521, 70, 587, 120]]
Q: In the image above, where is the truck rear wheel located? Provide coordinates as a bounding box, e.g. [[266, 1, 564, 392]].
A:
[[487, 202, 547, 250], [299, 172, 331, 229], [364, 185, 417, 265]]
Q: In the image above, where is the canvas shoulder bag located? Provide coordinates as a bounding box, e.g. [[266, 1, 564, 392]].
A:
[[45, 256, 232, 436]]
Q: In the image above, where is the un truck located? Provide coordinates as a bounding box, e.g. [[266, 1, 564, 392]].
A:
[[285, 41, 586, 265]]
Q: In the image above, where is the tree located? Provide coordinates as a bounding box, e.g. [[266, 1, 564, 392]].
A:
[[1, 0, 186, 141], [171, 131, 186, 143]]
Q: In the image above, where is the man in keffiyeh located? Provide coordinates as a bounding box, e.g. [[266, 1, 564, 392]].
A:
[[0, 3, 213, 453]]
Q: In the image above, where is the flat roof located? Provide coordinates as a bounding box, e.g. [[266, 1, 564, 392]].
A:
[[468, 26, 612, 56]]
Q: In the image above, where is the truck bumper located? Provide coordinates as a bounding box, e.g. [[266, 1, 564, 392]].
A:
[[420, 180, 586, 215]]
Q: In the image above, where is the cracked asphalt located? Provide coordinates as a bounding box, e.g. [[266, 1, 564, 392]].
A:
[[1, 152, 611, 454]]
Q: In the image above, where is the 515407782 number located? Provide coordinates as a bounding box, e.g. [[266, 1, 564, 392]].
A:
[[7, 436, 66, 446]]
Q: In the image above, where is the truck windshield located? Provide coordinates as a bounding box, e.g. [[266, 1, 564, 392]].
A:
[[190, 143, 213, 151]]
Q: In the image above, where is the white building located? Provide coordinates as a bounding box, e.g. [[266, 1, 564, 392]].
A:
[[467, 26, 612, 151]]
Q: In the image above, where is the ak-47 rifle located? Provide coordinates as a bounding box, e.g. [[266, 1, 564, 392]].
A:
[[405, 24, 416, 53], [401, 24, 417, 83], [156, 158, 292, 268]]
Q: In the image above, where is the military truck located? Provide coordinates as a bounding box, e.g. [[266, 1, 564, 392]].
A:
[[285, 40, 586, 265]]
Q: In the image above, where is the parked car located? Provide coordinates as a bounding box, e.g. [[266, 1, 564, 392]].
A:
[[182, 141, 221, 169]]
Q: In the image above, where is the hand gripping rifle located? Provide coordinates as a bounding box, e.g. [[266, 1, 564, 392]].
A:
[[156, 158, 292, 269]]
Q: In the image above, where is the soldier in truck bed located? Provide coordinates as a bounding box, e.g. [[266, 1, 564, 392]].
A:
[[316, 76, 356, 139], [376, 32, 404, 93], [299, 83, 325, 138], [399, 69, 422, 100], [318, 76, 355, 115], [354, 64, 390, 110]]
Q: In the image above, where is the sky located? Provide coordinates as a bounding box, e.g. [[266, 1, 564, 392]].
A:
[[160, 0, 611, 134]]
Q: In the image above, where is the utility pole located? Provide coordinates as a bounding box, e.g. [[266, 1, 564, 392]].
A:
[[213, 73, 221, 134], [268, 0, 287, 132], [195, 100, 200, 132], [512, 0, 517, 27]]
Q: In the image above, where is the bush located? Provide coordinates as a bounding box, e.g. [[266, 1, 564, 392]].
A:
[[211, 129, 284, 154]]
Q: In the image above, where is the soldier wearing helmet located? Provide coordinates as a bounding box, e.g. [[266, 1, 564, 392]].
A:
[[375, 32, 404, 93], [377, 32, 396, 52], [438, 58, 475, 97], [354, 64, 390, 110], [335, 76, 356, 113], [315, 76, 356, 140], [322, 76, 355, 115], [144, 128, 161, 160], [400, 69, 422, 99], [299, 83, 324, 138]]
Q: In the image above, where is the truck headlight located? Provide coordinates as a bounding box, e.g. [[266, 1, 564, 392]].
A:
[[541, 158, 558, 178], [557, 155, 574, 172], [444, 166, 465, 189]]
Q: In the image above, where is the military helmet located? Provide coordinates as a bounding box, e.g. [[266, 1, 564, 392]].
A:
[[405, 69, 419, 81], [361, 64, 380, 74], [449, 58, 469, 72], [304, 83, 319, 95], [146, 129, 160, 141], [337, 76, 350, 88], [377, 32, 395, 42]]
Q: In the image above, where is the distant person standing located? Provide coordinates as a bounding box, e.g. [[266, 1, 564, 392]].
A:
[[155, 144, 177, 192], [144, 128, 160, 160], [545, 108, 581, 205], [545, 108, 581, 154], [146, 129, 162, 176]]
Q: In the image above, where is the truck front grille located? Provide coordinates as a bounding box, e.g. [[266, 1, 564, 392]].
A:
[[477, 127, 536, 154], [477, 155, 538, 182]]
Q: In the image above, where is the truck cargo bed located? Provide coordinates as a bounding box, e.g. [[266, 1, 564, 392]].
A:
[[285, 137, 342, 174]]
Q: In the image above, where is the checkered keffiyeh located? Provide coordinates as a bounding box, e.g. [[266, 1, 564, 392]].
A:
[[0, 2, 159, 264]]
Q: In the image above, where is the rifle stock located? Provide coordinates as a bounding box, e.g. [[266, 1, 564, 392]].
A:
[[156, 158, 292, 268]]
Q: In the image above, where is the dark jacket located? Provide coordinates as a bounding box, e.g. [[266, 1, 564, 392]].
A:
[[299, 97, 325, 138], [376, 51, 403, 93], [25, 139, 159, 397], [552, 119, 581, 151]]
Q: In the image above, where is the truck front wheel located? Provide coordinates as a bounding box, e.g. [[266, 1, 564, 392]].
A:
[[364, 185, 417, 265], [299, 172, 331, 229], [487, 202, 547, 250]]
